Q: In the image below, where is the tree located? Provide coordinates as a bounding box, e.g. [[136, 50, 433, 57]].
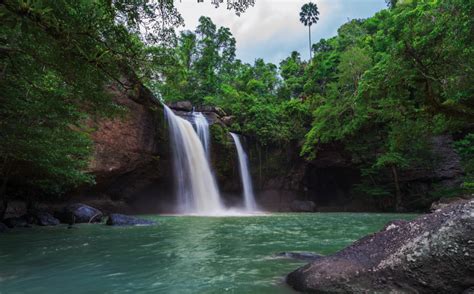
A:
[[299, 2, 319, 60], [278, 51, 305, 99]]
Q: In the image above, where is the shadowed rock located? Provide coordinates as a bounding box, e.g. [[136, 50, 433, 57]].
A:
[[58, 203, 103, 224], [106, 213, 156, 226], [0, 222, 8, 232], [290, 200, 316, 212], [168, 101, 192, 112], [27, 211, 60, 226], [3, 216, 30, 228], [287, 199, 474, 293]]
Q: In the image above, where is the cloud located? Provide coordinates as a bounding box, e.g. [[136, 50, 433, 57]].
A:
[[175, 0, 387, 64]]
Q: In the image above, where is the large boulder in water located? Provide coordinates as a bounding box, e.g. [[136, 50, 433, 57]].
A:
[[287, 199, 474, 293], [290, 200, 316, 212], [58, 203, 103, 224], [106, 213, 156, 226]]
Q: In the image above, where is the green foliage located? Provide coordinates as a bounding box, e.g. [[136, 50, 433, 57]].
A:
[[300, 0, 473, 202], [159, 18, 312, 145], [454, 133, 474, 192], [299, 2, 319, 27], [0, 0, 256, 200], [0, 0, 185, 195]]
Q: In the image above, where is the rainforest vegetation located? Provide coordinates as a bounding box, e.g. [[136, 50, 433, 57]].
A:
[[0, 0, 473, 215]]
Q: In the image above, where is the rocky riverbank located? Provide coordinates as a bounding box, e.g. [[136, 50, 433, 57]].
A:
[[286, 199, 474, 293], [0, 203, 156, 232]]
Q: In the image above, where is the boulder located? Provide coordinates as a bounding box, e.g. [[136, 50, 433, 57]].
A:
[[430, 196, 465, 212], [287, 199, 474, 293], [3, 216, 30, 228], [290, 200, 316, 212], [28, 211, 60, 226], [58, 203, 103, 224], [221, 115, 235, 126], [106, 213, 156, 226], [276, 252, 323, 261], [195, 105, 227, 117], [168, 101, 193, 112], [0, 222, 8, 232]]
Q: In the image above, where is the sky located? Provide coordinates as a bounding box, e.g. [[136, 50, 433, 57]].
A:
[[174, 0, 387, 65]]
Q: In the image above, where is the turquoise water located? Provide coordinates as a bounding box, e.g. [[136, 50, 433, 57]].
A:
[[0, 213, 417, 293]]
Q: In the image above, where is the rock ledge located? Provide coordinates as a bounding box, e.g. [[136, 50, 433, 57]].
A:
[[287, 199, 474, 293]]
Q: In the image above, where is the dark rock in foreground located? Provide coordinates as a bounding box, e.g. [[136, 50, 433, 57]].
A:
[[106, 213, 156, 226], [290, 200, 316, 212], [0, 222, 8, 232], [58, 203, 103, 224], [28, 211, 60, 226], [3, 216, 30, 228], [287, 199, 474, 293], [276, 252, 323, 262]]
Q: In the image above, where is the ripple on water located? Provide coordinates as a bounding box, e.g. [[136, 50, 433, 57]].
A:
[[0, 212, 417, 293]]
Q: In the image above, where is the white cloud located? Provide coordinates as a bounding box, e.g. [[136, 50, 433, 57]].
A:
[[175, 0, 387, 64]]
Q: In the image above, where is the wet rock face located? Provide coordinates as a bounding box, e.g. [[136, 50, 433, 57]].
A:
[[290, 200, 316, 212], [287, 199, 474, 293], [58, 203, 103, 224], [81, 80, 172, 210], [168, 101, 193, 112], [106, 213, 156, 226]]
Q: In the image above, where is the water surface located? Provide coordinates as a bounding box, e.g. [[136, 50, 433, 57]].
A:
[[0, 213, 417, 293]]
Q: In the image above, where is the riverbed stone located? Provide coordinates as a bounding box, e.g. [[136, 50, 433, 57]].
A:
[[58, 203, 103, 224], [286, 199, 474, 293], [106, 213, 156, 226]]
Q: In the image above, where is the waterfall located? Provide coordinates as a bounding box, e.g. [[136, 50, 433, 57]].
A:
[[230, 133, 257, 212], [164, 105, 224, 214], [193, 112, 211, 159]]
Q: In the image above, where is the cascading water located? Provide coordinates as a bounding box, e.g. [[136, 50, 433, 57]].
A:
[[230, 133, 258, 212], [193, 111, 211, 160], [164, 105, 224, 214]]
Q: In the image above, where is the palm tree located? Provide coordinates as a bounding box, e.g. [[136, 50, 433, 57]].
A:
[[299, 2, 319, 60]]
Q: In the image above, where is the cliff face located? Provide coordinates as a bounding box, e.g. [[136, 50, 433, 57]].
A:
[[90, 85, 162, 179], [77, 82, 174, 213], [243, 136, 464, 212], [82, 94, 464, 213]]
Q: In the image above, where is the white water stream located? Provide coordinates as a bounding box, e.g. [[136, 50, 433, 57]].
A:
[[230, 133, 258, 212], [164, 105, 224, 214]]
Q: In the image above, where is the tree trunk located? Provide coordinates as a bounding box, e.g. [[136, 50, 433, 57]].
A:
[[391, 165, 402, 211], [309, 25, 312, 60]]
